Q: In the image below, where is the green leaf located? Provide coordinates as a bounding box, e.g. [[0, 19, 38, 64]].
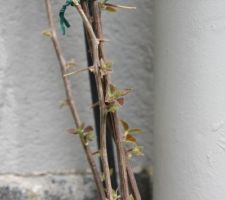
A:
[[83, 126, 94, 146], [127, 152, 132, 159], [83, 132, 94, 146], [65, 58, 76, 69], [100, 174, 104, 182], [67, 123, 93, 142], [109, 168, 113, 177], [79, 123, 85, 130], [100, 168, 113, 182], [105, 6, 117, 12], [109, 84, 117, 96], [128, 194, 134, 200], [108, 84, 131, 102], [42, 30, 52, 37], [67, 126, 82, 135], [59, 99, 69, 109], [131, 145, 144, 157], [92, 150, 101, 157], [74, 128, 83, 135], [114, 89, 130, 99], [128, 128, 142, 134], [107, 102, 120, 113], [112, 189, 121, 200], [100, 3, 118, 12], [120, 119, 129, 131], [101, 61, 112, 71], [74, 123, 85, 135], [107, 3, 136, 10]]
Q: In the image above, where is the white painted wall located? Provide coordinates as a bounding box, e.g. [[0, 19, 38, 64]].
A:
[[154, 0, 225, 200], [0, 0, 153, 173]]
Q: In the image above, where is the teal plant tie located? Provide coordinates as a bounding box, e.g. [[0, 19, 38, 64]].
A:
[[59, 0, 76, 35]]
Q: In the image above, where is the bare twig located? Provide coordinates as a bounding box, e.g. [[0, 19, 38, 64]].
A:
[[63, 66, 94, 77], [104, 3, 136, 10], [44, 1, 105, 200], [71, 1, 113, 199], [108, 112, 141, 200], [110, 112, 130, 199], [126, 156, 141, 200], [87, 2, 130, 199]]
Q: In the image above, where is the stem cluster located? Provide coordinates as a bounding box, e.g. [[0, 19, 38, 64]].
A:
[[44, 0, 142, 199]]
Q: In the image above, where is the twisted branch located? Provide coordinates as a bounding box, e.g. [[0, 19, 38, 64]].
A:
[[44, 1, 105, 199], [71, 1, 113, 199]]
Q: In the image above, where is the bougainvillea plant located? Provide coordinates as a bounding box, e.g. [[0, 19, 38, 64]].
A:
[[43, 0, 143, 199]]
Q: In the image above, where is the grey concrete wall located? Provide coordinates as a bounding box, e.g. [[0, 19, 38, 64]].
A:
[[154, 1, 225, 200], [0, 0, 153, 174]]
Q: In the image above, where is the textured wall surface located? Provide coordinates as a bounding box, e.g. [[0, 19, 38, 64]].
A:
[[154, 0, 225, 200], [0, 0, 153, 174], [0, 170, 152, 200], [0, 173, 97, 200]]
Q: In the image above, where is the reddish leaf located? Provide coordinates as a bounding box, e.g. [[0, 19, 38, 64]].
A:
[[67, 128, 75, 134], [126, 134, 137, 143], [117, 88, 131, 97], [84, 126, 93, 133], [116, 98, 124, 106]]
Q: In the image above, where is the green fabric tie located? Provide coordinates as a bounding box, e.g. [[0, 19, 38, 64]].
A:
[[59, 0, 75, 35]]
